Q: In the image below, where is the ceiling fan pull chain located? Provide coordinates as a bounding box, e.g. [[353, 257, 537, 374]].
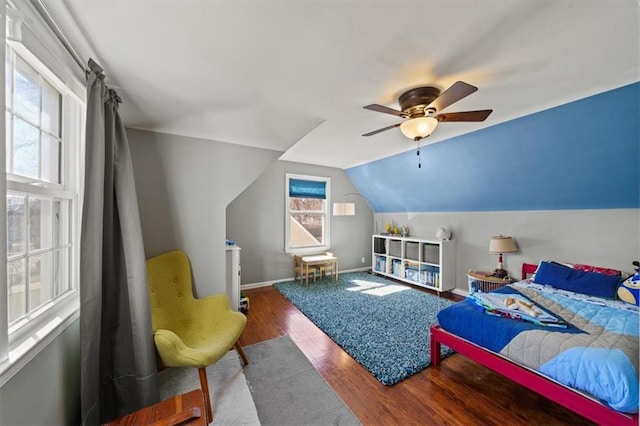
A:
[[416, 139, 421, 168]]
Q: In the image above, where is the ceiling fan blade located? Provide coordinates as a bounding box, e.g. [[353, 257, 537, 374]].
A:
[[435, 110, 493, 122], [427, 81, 478, 112], [362, 122, 402, 137], [363, 104, 406, 117]]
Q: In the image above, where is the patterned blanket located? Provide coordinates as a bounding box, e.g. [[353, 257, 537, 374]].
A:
[[437, 282, 639, 413]]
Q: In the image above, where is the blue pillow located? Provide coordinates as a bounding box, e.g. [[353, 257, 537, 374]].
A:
[[533, 261, 621, 299]]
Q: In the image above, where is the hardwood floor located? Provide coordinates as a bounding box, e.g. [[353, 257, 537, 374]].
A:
[[238, 284, 595, 426]]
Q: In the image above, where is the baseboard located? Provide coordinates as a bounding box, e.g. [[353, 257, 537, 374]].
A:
[[340, 266, 371, 274], [451, 288, 469, 297], [241, 267, 371, 290], [241, 279, 281, 290]]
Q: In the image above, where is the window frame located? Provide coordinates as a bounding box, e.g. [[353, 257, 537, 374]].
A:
[[284, 173, 331, 254], [0, 39, 84, 386], [6, 49, 64, 187]]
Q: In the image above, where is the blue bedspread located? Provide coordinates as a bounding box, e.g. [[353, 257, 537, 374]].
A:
[[437, 283, 639, 413]]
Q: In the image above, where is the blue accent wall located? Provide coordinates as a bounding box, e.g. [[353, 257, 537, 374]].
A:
[[346, 83, 639, 213]]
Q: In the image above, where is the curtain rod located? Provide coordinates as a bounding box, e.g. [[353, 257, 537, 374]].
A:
[[31, 0, 89, 74]]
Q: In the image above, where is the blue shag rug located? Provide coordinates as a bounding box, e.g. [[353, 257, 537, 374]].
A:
[[274, 271, 455, 385]]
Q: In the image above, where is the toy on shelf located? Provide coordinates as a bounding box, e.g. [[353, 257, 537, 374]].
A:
[[382, 221, 411, 237]]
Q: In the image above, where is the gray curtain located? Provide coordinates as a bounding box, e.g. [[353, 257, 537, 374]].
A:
[[80, 59, 159, 425]]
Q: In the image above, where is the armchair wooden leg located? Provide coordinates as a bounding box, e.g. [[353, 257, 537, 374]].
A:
[[198, 367, 213, 424], [235, 341, 249, 366]]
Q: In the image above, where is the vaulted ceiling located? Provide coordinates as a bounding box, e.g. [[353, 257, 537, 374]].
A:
[[48, 1, 638, 169]]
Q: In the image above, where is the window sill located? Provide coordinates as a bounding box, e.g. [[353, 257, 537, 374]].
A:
[[285, 246, 331, 255], [0, 293, 79, 387]]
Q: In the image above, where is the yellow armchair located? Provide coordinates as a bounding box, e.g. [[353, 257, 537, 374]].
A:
[[146, 250, 248, 424]]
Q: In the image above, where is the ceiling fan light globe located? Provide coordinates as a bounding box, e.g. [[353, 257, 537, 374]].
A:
[[400, 117, 438, 140]]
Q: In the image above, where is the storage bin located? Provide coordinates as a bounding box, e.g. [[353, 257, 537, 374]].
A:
[[422, 243, 440, 264], [467, 271, 514, 293], [405, 242, 419, 261], [392, 259, 402, 276], [373, 237, 386, 254], [389, 240, 402, 257], [405, 268, 419, 282]]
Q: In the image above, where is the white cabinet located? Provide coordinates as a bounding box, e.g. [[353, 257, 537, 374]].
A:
[[372, 235, 455, 292], [225, 245, 241, 311]]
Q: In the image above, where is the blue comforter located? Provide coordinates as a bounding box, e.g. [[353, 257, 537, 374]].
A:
[[437, 283, 639, 413]]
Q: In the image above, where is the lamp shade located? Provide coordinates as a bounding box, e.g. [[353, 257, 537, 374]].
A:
[[400, 116, 438, 140], [333, 202, 355, 216], [488, 235, 518, 253]]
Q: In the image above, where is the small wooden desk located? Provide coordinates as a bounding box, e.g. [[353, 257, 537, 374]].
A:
[[105, 389, 206, 426], [294, 254, 338, 286]]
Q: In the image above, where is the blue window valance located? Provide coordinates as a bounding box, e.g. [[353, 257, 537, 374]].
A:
[[289, 178, 326, 199]]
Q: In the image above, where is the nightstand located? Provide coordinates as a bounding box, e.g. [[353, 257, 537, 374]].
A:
[[467, 270, 515, 293]]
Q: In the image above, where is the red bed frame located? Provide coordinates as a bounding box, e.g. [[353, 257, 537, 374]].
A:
[[430, 263, 639, 425]]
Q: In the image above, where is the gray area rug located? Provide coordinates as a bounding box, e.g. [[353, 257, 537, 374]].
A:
[[158, 350, 260, 425], [244, 335, 361, 426]]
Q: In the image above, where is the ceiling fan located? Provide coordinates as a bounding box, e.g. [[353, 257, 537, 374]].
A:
[[362, 81, 492, 141]]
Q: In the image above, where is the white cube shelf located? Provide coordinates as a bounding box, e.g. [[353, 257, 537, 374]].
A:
[[372, 234, 456, 292]]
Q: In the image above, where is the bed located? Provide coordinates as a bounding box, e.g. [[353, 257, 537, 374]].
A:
[[431, 262, 639, 425]]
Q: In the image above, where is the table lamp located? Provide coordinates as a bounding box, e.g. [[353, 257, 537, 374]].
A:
[[488, 235, 518, 278]]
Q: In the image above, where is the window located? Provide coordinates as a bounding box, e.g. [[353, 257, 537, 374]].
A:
[[1, 39, 84, 382], [285, 174, 330, 253], [7, 53, 62, 184]]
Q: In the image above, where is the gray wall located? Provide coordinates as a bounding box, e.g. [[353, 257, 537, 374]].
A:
[[127, 128, 282, 297], [226, 160, 374, 285], [0, 320, 80, 425], [377, 209, 640, 292], [0, 128, 283, 426]]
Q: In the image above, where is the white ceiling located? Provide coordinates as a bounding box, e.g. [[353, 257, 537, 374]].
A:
[[47, 1, 638, 169]]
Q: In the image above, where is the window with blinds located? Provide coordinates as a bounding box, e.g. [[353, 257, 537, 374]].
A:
[[285, 174, 330, 253]]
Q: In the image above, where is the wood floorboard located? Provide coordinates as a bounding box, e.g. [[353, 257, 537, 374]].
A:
[[238, 285, 594, 425]]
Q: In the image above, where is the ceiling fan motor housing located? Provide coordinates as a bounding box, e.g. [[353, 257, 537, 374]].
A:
[[399, 87, 441, 117]]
